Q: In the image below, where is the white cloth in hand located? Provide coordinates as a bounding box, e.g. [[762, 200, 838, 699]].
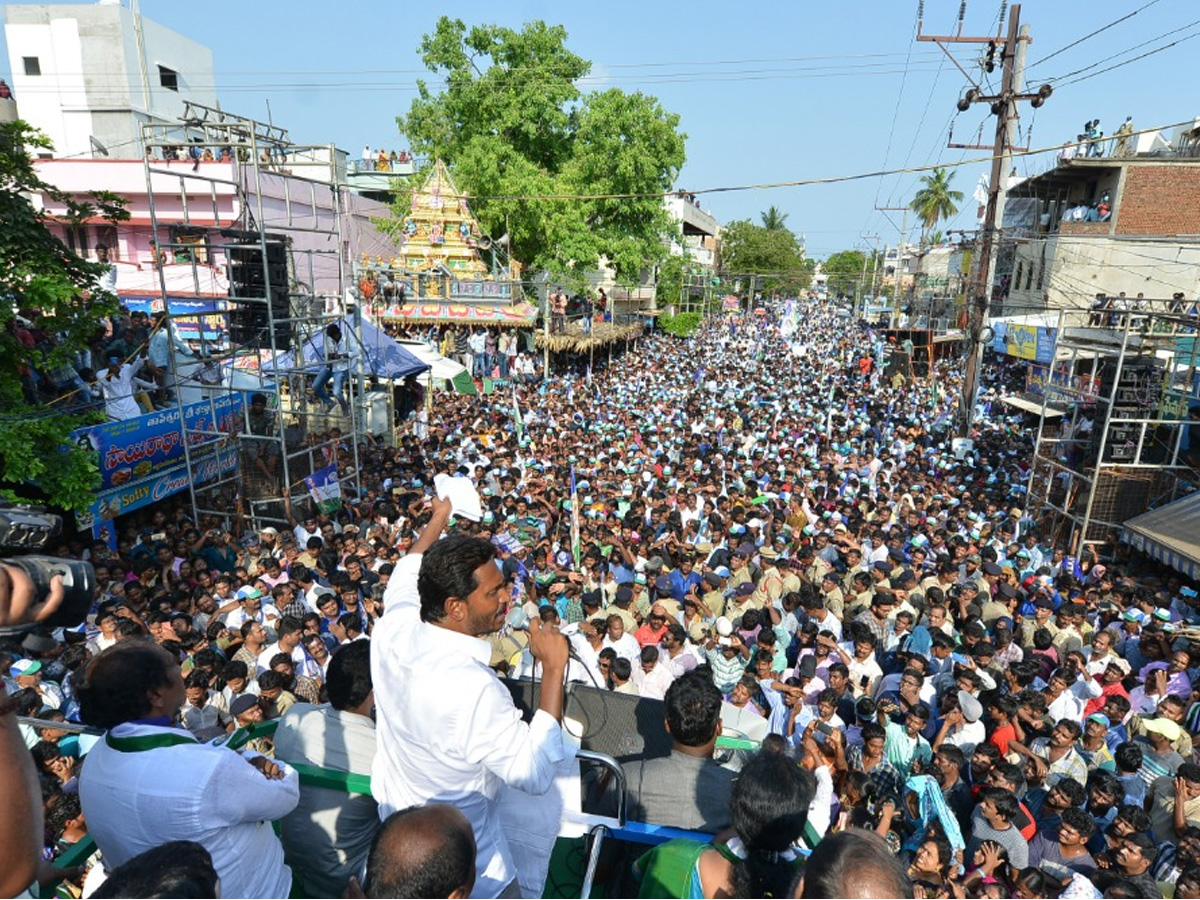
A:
[[434, 473, 483, 522]]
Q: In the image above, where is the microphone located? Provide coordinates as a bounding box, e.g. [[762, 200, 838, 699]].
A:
[[506, 607, 588, 668], [504, 607, 531, 632]]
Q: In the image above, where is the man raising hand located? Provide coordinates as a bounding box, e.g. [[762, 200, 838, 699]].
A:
[[372, 496, 574, 898]]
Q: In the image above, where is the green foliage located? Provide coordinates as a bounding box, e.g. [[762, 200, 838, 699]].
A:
[[655, 254, 688, 308], [822, 250, 868, 296], [397, 17, 687, 283], [760, 205, 789, 231], [910, 167, 963, 242], [0, 121, 128, 510], [659, 312, 703, 338], [719, 219, 811, 294]]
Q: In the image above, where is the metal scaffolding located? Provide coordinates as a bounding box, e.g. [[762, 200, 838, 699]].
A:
[[1026, 299, 1200, 550], [139, 102, 362, 531]]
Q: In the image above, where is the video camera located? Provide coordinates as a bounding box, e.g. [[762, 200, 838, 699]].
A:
[[0, 503, 96, 636]]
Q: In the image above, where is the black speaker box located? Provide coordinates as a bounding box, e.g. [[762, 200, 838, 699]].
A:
[[227, 242, 291, 350], [502, 679, 672, 763]]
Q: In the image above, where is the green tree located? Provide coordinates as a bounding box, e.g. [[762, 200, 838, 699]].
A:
[[760, 205, 789, 231], [0, 122, 128, 510], [659, 311, 702, 337], [654, 254, 687, 308], [396, 17, 687, 283], [909, 167, 963, 244], [719, 220, 810, 294], [822, 249, 868, 297]]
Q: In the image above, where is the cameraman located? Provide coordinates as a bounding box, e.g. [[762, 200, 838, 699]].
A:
[[0, 565, 65, 896]]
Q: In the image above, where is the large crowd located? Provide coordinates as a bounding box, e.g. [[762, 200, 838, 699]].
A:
[[4, 298, 1200, 899]]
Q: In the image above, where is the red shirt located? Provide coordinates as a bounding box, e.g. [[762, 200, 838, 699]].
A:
[[633, 623, 667, 648], [990, 722, 1017, 755]]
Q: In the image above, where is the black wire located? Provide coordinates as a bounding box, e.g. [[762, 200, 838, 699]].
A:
[[1026, 0, 1163, 71], [1043, 17, 1200, 85], [565, 639, 611, 743], [1055, 28, 1200, 88]]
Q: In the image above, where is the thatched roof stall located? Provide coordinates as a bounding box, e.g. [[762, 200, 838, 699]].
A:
[[534, 320, 643, 354]]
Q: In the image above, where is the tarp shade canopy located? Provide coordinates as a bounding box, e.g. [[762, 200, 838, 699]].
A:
[[394, 339, 478, 395], [281, 318, 429, 379], [1121, 490, 1200, 579], [999, 394, 1067, 418], [394, 340, 468, 380]]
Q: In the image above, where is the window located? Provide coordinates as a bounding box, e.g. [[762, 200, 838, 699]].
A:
[[1013, 262, 1024, 291], [23, 57, 40, 76], [170, 227, 208, 264], [93, 225, 118, 261], [158, 65, 178, 91], [63, 224, 88, 257]]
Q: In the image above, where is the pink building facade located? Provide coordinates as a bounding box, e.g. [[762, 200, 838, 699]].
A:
[[34, 156, 401, 331]]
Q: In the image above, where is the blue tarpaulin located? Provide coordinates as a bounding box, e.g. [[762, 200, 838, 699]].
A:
[[282, 318, 429, 380]]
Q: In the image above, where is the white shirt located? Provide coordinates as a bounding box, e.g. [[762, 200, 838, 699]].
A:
[[632, 661, 676, 701], [79, 723, 299, 899], [99, 359, 149, 421], [374, 553, 576, 898], [256, 641, 322, 681], [1047, 677, 1103, 722], [807, 764, 835, 840], [324, 332, 349, 373], [274, 703, 378, 897], [565, 631, 608, 687], [602, 632, 641, 666], [224, 603, 282, 631], [942, 719, 987, 756]]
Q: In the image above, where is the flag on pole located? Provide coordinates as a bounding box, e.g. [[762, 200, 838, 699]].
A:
[[512, 383, 524, 445], [570, 466, 581, 568], [305, 463, 342, 514]]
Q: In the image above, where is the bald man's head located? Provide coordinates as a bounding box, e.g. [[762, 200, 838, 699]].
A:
[[797, 829, 911, 899], [364, 804, 476, 899]]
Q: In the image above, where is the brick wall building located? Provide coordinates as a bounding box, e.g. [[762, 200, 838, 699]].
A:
[[1002, 157, 1200, 312]]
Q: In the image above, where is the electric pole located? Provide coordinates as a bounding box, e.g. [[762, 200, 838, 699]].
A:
[[918, 3, 1051, 438], [875, 205, 910, 309]]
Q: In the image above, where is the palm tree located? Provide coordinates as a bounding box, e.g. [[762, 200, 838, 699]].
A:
[[910, 168, 963, 245], [760, 205, 789, 231]]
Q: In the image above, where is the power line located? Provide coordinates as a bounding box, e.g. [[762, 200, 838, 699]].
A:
[[10, 62, 958, 96], [1025, 0, 1163, 70], [1042, 16, 1200, 85], [459, 119, 1198, 202], [873, 2, 922, 210], [7, 49, 949, 80], [1055, 27, 1200, 88]]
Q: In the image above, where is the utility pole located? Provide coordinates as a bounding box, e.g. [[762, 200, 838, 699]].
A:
[[919, 3, 1051, 438], [875, 206, 910, 311]]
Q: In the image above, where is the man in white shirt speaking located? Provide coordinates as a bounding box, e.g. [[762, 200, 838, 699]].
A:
[[374, 497, 574, 898]]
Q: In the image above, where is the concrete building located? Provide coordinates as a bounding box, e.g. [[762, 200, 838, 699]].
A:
[[4, 1, 217, 159], [5, 2, 399, 321], [664, 191, 720, 269], [1003, 122, 1200, 313], [881, 242, 920, 294]]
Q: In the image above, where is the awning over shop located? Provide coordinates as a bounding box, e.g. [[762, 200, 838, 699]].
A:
[[999, 394, 1067, 418], [379, 301, 537, 327], [1121, 491, 1200, 579]]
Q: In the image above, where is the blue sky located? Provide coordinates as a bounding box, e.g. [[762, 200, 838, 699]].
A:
[[4, 0, 1196, 258]]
